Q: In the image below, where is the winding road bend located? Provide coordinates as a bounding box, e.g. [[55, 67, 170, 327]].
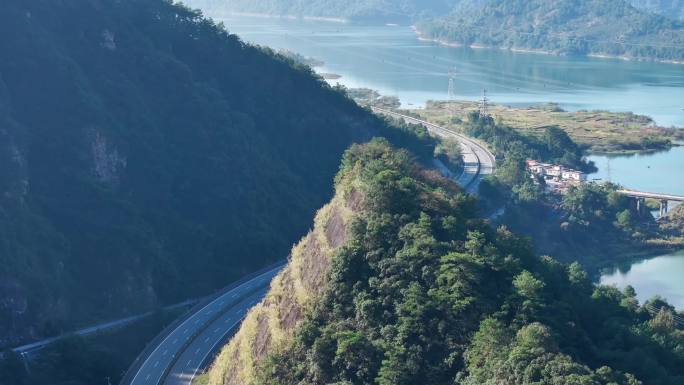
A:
[[371, 107, 496, 192], [121, 107, 496, 385], [121, 265, 284, 385]]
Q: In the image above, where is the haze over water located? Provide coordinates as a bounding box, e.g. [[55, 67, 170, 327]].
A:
[[221, 15, 684, 127]]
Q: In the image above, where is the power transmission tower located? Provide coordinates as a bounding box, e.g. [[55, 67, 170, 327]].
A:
[[447, 68, 458, 119], [479, 89, 490, 118]]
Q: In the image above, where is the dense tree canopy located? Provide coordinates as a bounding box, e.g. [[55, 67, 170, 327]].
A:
[[253, 140, 684, 385], [0, 0, 432, 347], [418, 0, 684, 62]]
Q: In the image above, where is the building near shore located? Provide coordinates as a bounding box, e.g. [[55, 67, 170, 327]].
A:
[[526, 160, 587, 192]]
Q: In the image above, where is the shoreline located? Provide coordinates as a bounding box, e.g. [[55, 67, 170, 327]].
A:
[[412, 26, 684, 65], [593, 245, 684, 282], [203, 14, 684, 65], [205, 11, 348, 24], [411, 100, 684, 155]]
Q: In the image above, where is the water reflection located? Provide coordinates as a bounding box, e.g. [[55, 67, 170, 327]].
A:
[[600, 250, 684, 309]]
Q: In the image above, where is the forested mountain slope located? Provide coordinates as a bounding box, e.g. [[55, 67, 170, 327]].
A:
[[418, 0, 684, 62], [630, 0, 684, 20], [0, 0, 429, 348], [202, 140, 684, 385]]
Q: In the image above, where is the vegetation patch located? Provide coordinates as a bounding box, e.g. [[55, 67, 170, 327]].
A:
[[412, 100, 683, 154], [220, 140, 684, 385]]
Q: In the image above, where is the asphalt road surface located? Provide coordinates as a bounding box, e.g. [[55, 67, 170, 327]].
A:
[[125, 266, 283, 385], [123, 108, 496, 385], [370, 107, 496, 192], [162, 289, 267, 385]]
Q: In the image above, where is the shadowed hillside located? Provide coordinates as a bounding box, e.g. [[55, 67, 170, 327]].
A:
[[0, 0, 432, 348]]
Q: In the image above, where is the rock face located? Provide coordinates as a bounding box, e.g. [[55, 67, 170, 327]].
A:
[[204, 186, 360, 385]]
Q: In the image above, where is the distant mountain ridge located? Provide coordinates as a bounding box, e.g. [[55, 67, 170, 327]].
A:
[[417, 0, 684, 62]]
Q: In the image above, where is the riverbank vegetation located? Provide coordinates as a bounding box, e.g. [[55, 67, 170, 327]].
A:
[[204, 140, 684, 385], [412, 100, 683, 154], [454, 111, 684, 271], [347, 88, 401, 110], [660, 204, 684, 239]]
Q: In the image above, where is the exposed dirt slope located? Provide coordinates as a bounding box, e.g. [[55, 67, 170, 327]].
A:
[[202, 184, 363, 385]]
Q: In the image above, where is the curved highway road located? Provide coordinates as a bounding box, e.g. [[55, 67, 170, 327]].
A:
[[123, 265, 283, 385], [371, 106, 496, 193], [122, 108, 496, 385]]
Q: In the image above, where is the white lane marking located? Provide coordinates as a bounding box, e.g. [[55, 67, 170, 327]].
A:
[[214, 327, 220, 333], [186, 315, 248, 383], [195, 348, 201, 355], [162, 349, 168, 356], [183, 329, 189, 335], [145, 374, 151, 381], [129, 267, 281, 385], [186, 359, 193, 368], [204, 337, 211, 343], [153, 361, 159, 368], [172, 338, 178, 345]]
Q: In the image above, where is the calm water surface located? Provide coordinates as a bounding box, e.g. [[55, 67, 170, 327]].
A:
[[217, 15, 684, 307], [588, 146, 684, 196], [219, 16, 684, 127], [600, 250, 684, 308]]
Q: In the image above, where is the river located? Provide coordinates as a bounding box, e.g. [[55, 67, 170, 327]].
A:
[[216, 14, 684, 308], [600, 250, 684, 308], [218, 15, 684, 127]]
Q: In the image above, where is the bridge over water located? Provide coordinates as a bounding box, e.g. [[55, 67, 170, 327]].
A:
[[617, 189, 684, 217]]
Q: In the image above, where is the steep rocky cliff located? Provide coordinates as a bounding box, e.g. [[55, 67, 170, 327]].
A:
[[203, 179, 360, 385], [200, 140, 684, 385]]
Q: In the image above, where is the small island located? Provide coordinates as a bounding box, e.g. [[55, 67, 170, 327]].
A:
[[277, 49, 325, 67]]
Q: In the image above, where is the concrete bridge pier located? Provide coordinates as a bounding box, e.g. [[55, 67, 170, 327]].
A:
[[635, 197, 645, 215], [660, 200, 669, 217], [617, 189, 683, 219]]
